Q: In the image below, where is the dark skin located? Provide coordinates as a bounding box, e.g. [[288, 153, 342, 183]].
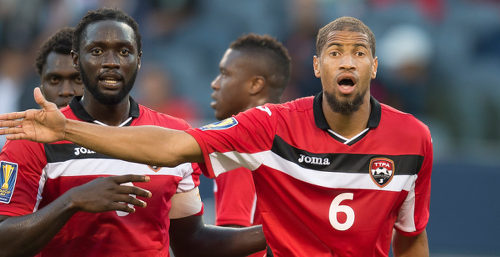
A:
[[40, 52, 84, 108], [0, 175, 151, 257]]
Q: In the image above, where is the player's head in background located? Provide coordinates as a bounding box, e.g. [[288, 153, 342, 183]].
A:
[[210, 33, 291, 120], [71, 8, 142, 106], [36, 27, 83, 108], [313, 16, 378, 115]]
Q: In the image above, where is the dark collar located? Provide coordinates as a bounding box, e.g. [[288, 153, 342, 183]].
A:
[[69, 96, 140, 123], [313, 92, 381, 131]]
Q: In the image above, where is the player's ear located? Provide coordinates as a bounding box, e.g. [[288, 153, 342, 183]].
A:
[[137, 51, 142, 70], [371, 56, 378, 79], [313, 55, 320, 78], [71, 50, 79, 71], [249, 75, 265, 95]]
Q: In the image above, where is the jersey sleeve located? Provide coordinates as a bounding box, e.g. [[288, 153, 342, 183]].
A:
[[176, 163, 202, 193], [394, 128, 433, 236], [186, 105, 278, 178], [214, 167, 256, 227], [0, 140, 46, 216]]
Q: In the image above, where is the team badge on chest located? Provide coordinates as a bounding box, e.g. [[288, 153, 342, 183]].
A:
[[369, 158, 394, 187]]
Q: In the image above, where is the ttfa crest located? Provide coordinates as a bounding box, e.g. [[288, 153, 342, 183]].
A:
[[369, 158, 395, 187]]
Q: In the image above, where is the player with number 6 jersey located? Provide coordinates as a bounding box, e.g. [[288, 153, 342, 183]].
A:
[[187, 92, 432, 257]]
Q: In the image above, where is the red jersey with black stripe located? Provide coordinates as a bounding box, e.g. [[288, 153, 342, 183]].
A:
[[187, 93, 433, 257], [0, 97, 201, 257]]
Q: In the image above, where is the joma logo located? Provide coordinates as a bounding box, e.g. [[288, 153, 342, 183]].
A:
[[297, 154, 330, 165], [74, 147, 96, 156]]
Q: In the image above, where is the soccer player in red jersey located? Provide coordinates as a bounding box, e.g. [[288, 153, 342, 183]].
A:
[[36, 27, 84, 108], [0, 8, 264, 257], [0, 16, 432, 257], [211, 34, 291, 257]]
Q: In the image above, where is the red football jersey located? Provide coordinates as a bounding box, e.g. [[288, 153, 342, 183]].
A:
[[187, 94, 433, 257], [0, 97, 202, 257], [214, 168, 265, 257]]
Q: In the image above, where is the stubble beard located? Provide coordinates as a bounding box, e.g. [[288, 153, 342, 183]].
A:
[[80, 63, 138, 105], [324, 89, 366, 115]]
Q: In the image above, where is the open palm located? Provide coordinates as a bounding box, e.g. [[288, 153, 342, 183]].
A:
[[0, 87, 66, 143]]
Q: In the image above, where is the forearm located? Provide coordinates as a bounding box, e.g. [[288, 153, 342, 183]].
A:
[[0, 194, 76, 257], [392, 229, 429, 257], [64, 119, 203, 166], [170, 216, 266, 257]]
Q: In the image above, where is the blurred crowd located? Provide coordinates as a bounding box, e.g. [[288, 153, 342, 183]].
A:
[[1, 0, 499, 162]]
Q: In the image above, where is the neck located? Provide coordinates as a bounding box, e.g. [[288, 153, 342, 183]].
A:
[[81, 95, 131, 126], [322, 94, 371, 139]]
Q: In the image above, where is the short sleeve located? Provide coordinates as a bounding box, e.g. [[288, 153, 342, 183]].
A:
[[395, 129, 433, 236], [0, 140, 46, 216], [186, 105, 278, 178]]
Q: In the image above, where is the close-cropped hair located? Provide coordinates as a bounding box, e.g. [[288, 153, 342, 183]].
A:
[[230, 33, 291, 90], [73, 8, 142, 53], [316, 16, 376, 57], [35, 27, 74, 75]]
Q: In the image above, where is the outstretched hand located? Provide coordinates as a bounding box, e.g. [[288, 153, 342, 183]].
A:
[[0, 87, 66, 143]]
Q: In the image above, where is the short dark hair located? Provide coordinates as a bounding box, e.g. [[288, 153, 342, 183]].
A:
[[316, 16, 376, 57], [230, 33, 291, 93], [73, 8, 141, 53], [35, 27, 74, 75]]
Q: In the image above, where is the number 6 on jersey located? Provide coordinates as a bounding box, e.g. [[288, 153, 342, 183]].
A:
[[329, 193, 354, 231]]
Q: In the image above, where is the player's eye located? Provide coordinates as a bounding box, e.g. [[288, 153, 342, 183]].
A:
[[91, 48, 103, 55], [120, 49, 130, 56], [74, 76, 82, 84], [49, 76, 60, 85], [329, 51, 340, 57], [355, 51, 366, 57]]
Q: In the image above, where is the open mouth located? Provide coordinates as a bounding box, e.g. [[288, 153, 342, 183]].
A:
[[336, 75, 357, 94], [98, 73, 123, 88], [338, 78, 354, 86]]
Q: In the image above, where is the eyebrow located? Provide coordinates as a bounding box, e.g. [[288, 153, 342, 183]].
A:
[[327, 42, 369, 49], [84, 40, 135, 49]]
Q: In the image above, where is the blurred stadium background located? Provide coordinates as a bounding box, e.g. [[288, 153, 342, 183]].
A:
[[0, 0, 499, 256]]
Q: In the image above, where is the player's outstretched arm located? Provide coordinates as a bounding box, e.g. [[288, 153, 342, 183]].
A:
[[0, 175, 151, 257], [0, 88, 203, 167], [392, 229, 429, 257], [169, 215, 266, 257]]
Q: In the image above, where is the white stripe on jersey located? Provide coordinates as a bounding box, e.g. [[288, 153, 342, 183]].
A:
[[33, 169, 48, 212], [44, 159, 192, 178], [394, 181, 417, 232], [209, 150, 417, 192]]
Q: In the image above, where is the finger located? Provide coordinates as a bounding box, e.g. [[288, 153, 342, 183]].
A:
[[0, 111, 27, 121], [113, 194, 148, 208], [109, 202, 136, 213], [34, 87, 52, 110], [113, 174, 151, 184], [0, 120, 23, 128], [0, 128, 27, 138], [117, 185, 152, 198]]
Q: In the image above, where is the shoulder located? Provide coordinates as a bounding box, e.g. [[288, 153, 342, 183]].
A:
[[242, 96, 314, 118], [135, 104, 191, 130], [380, 104, 431, 139]]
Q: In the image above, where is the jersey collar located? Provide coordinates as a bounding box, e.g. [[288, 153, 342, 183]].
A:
[[69, 96, 140, 125], [313, 92, 381, 131]]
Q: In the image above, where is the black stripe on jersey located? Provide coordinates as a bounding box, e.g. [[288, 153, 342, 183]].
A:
[[271, 136, 424, 175], [45, 143, 115, 163]]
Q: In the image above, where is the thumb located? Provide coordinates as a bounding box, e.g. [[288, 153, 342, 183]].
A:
[[34, 87, 52, 110]]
